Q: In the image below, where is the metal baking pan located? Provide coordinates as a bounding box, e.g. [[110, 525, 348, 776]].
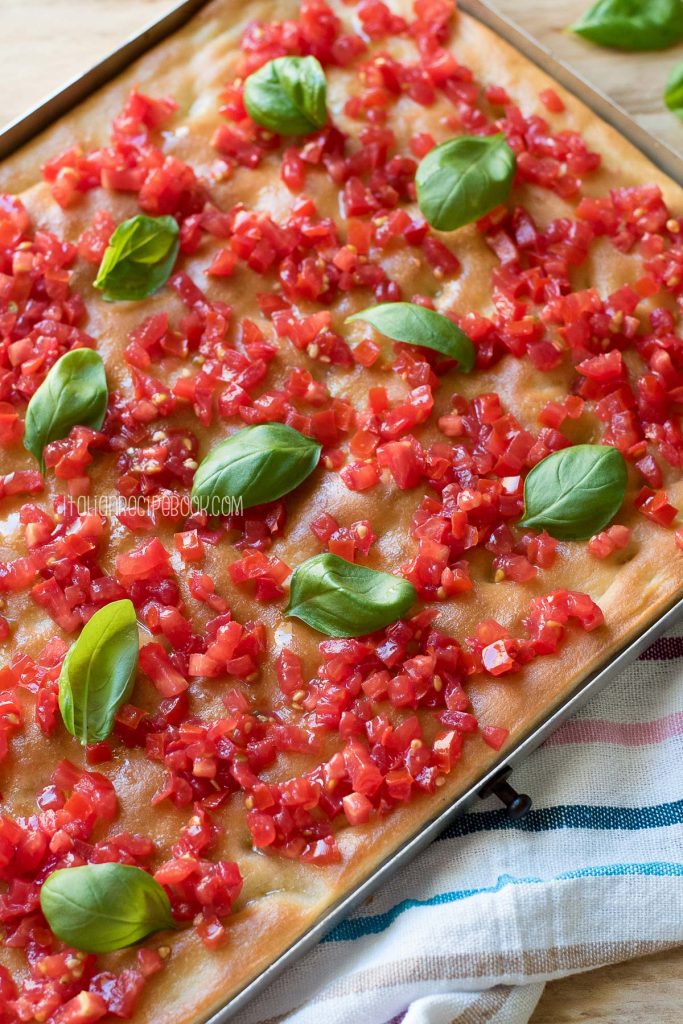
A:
[[2, 1, 682, 1020]]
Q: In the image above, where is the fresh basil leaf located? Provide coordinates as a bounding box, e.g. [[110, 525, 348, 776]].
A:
[[40, 863, 174, 953], [571, 0, 683, 50], [93, 214, 180, 301], [244, 56, 328, 135], [192, 423, 322, 514], [24, 348, 108, 473], [665, 61, 683, 117], [416, 133, 516, 232], [520, 444, 628, 540], [286, 553, 417, 637], [346, 302, 475, 372], [59, 599, 139, 744]]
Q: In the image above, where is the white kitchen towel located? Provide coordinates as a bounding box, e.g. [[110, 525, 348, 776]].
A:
[[240, 622, 683, 1024]]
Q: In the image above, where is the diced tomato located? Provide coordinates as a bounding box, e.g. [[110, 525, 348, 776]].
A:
[[481, 725, 509, 750], [139, 644, 189, 697], [51, 992, 108, 1023], [539, 88, 565, 113], [342, 791, 373, 825], [634, 487, 678, 527]]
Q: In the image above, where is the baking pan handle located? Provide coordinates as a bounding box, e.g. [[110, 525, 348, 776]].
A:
[[479, 766, 532, 820]]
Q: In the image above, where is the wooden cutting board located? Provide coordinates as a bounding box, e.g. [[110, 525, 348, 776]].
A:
[[493, 0, 683, 157], [1, 2, 681, 1022]]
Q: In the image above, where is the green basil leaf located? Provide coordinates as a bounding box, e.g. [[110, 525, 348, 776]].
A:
[[244, 56, 328, 135], [40, 863, 174, 953], [571, 0, 683, 50], [346, 302, 475, 372], [93, 214, 180, 301], [24, 349, 108, 473], [59, 599, 139, 744], [192, 423, 322, 514], [286, 553, 417, 637], [416, 133, 516, 232], [519, 444, 628, 540], [665, 61, 683, 117]]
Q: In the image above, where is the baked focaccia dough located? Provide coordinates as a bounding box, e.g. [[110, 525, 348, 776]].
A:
[[1, 2, 682, 1022]]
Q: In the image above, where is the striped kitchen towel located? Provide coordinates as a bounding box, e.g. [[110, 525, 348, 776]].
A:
[[241, 621, 683, 1024]]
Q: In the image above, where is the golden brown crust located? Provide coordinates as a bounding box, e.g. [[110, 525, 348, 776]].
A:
[[1, 2, 682, 1022]]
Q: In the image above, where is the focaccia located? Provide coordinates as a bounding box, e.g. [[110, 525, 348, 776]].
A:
[[1, 2, 682, 1022]]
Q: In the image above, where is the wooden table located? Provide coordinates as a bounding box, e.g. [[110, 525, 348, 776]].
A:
[[2, 1, 682, 1021]]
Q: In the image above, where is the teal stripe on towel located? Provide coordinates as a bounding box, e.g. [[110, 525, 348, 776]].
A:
[[323, 861, 683, 943]]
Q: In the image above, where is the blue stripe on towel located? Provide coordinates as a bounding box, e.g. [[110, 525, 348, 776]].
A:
[[437, 799, 683, 839]]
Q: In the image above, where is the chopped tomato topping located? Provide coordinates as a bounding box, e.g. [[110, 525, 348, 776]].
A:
[[3, 0, 683, 1011]]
